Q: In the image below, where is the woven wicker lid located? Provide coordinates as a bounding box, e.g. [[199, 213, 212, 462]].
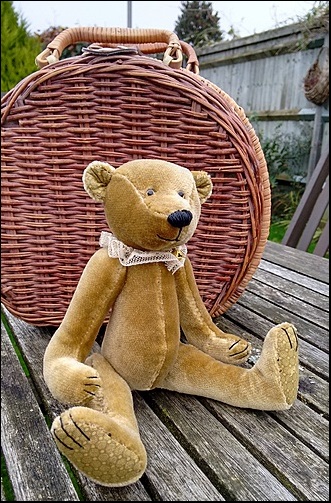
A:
[[1, 43, 270, 325]]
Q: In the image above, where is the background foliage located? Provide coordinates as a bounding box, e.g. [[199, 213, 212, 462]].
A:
[[1, 1, 41, 92], [174, 1, 223, 47]]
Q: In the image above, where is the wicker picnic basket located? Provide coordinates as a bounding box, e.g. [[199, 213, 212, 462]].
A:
[[1, 27, 271, 326]]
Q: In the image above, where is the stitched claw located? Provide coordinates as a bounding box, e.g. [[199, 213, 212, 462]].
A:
[[52, 410, 90, 451], [203, 334, 251, 364]]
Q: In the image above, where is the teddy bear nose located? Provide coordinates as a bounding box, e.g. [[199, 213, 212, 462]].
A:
[[167, 210, 193, 228]]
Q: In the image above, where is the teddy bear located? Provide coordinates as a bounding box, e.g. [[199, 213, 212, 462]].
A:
[[43, 158, 299, 487]]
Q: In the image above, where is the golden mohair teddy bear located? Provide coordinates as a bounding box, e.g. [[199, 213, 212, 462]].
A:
[[43, 159, 299, 487]]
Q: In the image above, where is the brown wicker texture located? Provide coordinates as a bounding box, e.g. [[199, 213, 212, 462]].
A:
[[1, 28, 271, 326], [304, 47, 329, 105]]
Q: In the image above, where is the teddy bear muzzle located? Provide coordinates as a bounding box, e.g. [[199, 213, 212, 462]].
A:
[[167, 210, 193, 228]]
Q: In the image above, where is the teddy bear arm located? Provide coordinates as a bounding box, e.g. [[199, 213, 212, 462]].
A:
[[43, 248, 126, 403], [176, 258, 251, 364]]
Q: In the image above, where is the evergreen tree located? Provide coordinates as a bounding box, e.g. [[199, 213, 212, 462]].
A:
[[174, 1, 223, 48], [1, 1, 42, 92]]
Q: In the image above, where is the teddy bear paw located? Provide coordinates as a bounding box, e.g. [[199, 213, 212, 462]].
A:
[[203, 334, 251, 364], [45, 358, 103, 406], [51, 407, 147, 486]]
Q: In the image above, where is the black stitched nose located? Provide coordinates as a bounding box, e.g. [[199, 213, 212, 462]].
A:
[[167, 210, 193, 228]]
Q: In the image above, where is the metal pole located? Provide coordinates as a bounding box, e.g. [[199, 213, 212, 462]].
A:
[[127, 1, 132, 28]]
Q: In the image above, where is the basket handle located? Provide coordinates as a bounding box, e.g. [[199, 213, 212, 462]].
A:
[[35, 27, 199, 73]]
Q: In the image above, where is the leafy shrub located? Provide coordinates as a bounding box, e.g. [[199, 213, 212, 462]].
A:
[[254, 123, 312, 223], [1, 1, 42, 92], [257, 123, 311, 189]]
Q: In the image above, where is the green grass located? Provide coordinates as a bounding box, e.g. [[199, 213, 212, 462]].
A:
[[1, 452, 15, 501], [268, 221, 287, 243]]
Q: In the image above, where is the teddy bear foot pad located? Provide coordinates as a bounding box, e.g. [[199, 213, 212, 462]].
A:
[[51, 407, 147, 486], [254, 322, 299, 409]]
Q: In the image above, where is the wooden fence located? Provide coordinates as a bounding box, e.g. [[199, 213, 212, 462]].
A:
[[197, 21, 329, 179]]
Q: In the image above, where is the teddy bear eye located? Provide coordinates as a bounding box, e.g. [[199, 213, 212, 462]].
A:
[[146, 188, 155, 196], [178, 190, 185, 198]]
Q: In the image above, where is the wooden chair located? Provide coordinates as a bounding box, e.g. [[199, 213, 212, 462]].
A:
[[281, 149, 329, 257]]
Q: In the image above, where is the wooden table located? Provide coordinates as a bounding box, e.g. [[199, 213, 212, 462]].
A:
[[1, 241, 329, 501]]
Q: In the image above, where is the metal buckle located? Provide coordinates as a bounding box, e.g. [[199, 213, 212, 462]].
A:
[[82, 44, 140, 56]]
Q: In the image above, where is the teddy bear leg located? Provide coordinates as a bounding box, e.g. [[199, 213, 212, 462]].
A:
[[50, 353, 147, 487], [160, 322, 299, 411]]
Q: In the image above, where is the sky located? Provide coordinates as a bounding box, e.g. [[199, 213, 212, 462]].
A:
[[13, 1, 318, 39]]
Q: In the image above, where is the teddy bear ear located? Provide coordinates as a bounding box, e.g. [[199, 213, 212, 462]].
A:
[[192, 171, 213, 203], [83, 161, 116, 201]]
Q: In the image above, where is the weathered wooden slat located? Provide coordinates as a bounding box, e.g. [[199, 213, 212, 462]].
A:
[[233, 289, 329, 360], [296, 179, 328, 253], [297, 368, 329, 416], [203, 400, 329, 501], [237, 289, 329, 349], [271, 401, 329, 462], [77, 478, 152, 502], [144, 390, 298, 501], [224, 302, 329, 379], [134, 393, 224, 501], [252, 265, 329, 310], [258, 259, 329, 296], [281, 149, 329, 252], [263, 241, 329, 283], [245, 278, 329, 330], [313, 218, 329, 257], [1, 322, 80, 502]]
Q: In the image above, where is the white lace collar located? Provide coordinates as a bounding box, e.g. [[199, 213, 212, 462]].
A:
[[99, 231, 187, 274]]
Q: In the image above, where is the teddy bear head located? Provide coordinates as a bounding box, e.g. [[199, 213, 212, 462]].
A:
[[83, 159, 212, 251]]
